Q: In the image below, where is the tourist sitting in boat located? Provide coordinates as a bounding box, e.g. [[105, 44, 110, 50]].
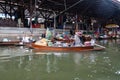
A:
[[74, 32, 83, 46]]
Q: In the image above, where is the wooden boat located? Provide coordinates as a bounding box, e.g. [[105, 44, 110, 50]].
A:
[[30, 43, 105, 52], [0, 41, 20, 46]]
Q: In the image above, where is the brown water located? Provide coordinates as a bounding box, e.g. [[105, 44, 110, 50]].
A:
[[0, 39, 120, 80]]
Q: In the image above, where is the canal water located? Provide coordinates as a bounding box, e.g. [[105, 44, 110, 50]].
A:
[[0, 39, 120, 80]]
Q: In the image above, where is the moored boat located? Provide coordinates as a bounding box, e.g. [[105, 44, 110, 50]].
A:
[[30, 43, 105, 52], [0, 41, 20, 46]]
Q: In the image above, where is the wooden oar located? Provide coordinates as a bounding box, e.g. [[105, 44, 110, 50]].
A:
[[94, 43, 106, 49]]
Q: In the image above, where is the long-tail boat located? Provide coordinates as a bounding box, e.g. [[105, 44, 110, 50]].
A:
[[30, 43, 105, 52]]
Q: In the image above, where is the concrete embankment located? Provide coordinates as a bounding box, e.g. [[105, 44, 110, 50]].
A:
[[0, 27, 69, 41]]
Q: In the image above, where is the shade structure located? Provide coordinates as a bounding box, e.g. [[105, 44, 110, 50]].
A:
[[105, 24, 119, 28]]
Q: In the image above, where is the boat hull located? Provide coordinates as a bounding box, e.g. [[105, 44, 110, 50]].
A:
[[31, 43, 97, 52], [0, 41, 20, 46]]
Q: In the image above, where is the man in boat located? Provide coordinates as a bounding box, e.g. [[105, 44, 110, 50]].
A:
[[46, 28, 52, 40], [22, 33, 31, 43], [74, 32, 83, 46]]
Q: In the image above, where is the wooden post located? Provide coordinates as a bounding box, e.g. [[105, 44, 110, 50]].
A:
[[29, 0, 33, 33], [75, 14, 78, 32], [53, 11, 56, 29]]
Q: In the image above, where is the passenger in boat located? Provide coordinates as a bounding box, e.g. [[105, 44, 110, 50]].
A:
[[22, 34, 30, 43], [75, 31, 86, 46], [46, 28, 52, 40], [74, 32, 83, 46]]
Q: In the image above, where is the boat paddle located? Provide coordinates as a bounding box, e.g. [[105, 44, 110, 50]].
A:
[[94, 43, 106, 49]]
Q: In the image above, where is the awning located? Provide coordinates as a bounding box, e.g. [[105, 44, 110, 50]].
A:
[[105, 24, 119, 28]]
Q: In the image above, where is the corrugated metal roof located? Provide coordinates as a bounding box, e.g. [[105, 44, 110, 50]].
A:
[[0, 0, 120, 19]]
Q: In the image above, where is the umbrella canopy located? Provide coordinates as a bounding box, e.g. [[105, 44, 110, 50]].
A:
[[105, 24, 119, 28]]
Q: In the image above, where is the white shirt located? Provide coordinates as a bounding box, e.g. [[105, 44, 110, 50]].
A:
[[22, 36, 30, 43], [74, 34, 83, 46]]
